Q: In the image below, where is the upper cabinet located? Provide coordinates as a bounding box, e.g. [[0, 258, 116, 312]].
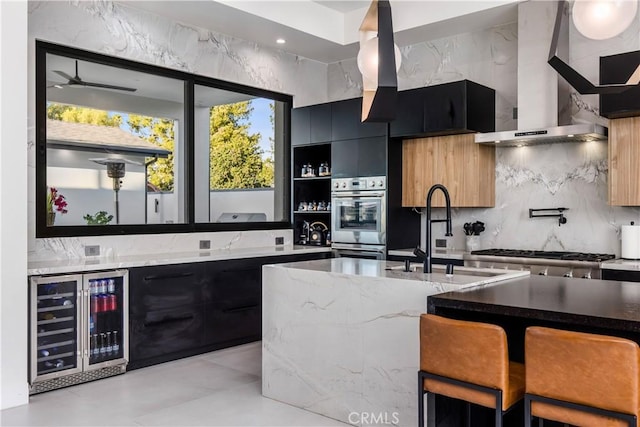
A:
[[609, 117, 640, 205], [292, 99, 386, 146], [402, 134, 495, 207], [330, 98, 387, 141], [292, 104, 332, 146], [390, 80, 496, 138]]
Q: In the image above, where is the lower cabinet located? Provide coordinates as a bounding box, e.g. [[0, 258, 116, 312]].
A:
[[204, 258, 263, 346], [128, 252, 331, 369]]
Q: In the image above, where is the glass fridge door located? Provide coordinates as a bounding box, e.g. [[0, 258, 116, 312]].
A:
[[83, 270, 129, 371], [30, 274, 83, 383]]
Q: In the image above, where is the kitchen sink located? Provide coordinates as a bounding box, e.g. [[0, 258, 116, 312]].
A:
[[385, 262, 530, 286]]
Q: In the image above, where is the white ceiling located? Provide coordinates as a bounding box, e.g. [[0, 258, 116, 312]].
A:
[[117, 0, 520, 63]]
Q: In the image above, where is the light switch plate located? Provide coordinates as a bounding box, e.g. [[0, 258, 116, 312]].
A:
[[199, 240, 211, 250], [85, 245, 100, 257]]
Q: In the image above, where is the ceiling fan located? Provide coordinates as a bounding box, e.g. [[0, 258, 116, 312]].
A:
[[48, 60, 137, 92]]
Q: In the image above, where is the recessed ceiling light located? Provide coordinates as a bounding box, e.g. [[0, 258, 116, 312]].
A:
[[568, 134, 574, 138], [495, 140, 501, 144], [276, 38, 286, 44]]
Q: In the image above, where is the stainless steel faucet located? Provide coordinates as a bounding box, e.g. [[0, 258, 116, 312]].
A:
[[422, 184, 453, 273]]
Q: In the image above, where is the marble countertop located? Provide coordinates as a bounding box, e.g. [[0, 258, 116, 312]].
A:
[[28, 245, 333, 276], [601, 259, 640, 270], [388, 248, 466, 260], [273, 257, 529, 288]]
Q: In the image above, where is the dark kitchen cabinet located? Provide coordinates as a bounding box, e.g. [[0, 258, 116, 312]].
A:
[[128, 263, 207, 368], [331, 98, 387, 141], [331, 136, 386, 178], [292, 103, 332, 146], [600, 50, 640, 119], [291, 107, 311, 146], [390, 80, 495, 138], [203, 258, 263, 345], [128, 252, 332, 369]]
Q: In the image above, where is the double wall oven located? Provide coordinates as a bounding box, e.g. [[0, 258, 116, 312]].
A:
[[331, 176, 386, 259]]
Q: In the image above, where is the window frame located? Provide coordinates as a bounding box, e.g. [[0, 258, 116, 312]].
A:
[[36, 41, 292, 238]]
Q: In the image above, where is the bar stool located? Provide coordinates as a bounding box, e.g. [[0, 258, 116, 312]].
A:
[[418, 314, 525, 427], [525, 326, 640, 427]]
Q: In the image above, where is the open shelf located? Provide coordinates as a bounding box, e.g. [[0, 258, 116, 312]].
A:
[[293, 176, 332, 181], [293, 210, 331, 214]]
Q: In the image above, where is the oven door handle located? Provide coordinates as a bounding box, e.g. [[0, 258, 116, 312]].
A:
[[331, 191, 386, 198]]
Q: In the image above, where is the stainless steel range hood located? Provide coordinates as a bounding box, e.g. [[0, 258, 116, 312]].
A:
[[475, 123, 607, 146], [475, 1, 608, 147]]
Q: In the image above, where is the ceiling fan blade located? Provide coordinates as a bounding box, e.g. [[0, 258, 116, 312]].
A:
[[47, 83, 71, 89], [53, 70, 76, 82], [81, 81, 137, 92]]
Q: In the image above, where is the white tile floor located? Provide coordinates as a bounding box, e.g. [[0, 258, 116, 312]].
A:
[[1, 342, 348, 427]]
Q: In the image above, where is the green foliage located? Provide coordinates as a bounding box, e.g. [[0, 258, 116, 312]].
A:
[[127, 114, 175, 191], [46, 100, 277, 193], [47, 103, 122, 126], [209, 101, 273, 189], [83, 211, 114, 225]]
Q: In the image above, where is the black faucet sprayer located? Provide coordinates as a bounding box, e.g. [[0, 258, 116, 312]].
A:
[[417, 184, 453, 274]]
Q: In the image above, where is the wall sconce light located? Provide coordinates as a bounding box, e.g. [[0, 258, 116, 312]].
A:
[[549, 0, 640, 94], [358, 0, 400, 122]]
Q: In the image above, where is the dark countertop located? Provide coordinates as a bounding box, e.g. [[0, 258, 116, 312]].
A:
[[428, 275, 640, 333]]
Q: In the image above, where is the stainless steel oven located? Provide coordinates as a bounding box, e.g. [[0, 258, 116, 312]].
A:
[[331, 176, 386, 256]]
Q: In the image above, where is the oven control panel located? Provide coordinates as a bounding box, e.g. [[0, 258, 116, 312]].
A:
[[332, 176, 386, 192]]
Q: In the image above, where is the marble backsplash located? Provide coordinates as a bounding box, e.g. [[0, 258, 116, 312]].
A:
[[30, 229, 294, 262], [426, 141, 640, 256]]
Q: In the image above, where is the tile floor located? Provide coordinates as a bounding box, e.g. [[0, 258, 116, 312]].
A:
[[1, 342, 348, 427]]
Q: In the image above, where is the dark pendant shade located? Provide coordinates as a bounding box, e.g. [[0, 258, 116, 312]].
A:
[[359, 0, 398, 123]]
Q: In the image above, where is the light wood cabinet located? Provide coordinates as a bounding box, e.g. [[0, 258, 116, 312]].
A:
[[402, 134, 495, 207], [609, 117, 640, 205]]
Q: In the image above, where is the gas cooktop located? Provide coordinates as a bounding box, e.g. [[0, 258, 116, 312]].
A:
[[470, 249, 616, 262]]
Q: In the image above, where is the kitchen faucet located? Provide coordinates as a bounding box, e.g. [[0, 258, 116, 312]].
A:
[[416, 184, 453, 274]]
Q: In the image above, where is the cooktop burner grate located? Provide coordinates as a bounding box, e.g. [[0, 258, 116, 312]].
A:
[[470, 249, 615, 262]]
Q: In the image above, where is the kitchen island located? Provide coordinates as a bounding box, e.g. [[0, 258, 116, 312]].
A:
[[427, 275, 640, 426], [261, 258, 528, 426]]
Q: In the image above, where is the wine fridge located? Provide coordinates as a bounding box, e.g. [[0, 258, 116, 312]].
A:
[[29, 270, 129, 394]]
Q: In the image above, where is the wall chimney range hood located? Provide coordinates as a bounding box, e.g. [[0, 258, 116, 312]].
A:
[[475, 1, 608, 147]]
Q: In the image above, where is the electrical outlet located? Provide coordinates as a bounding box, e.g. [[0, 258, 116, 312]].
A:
[[199, 240, 211, 250], [85, 245, 100, 257], [275, 236, 284, 245], [435, 239, 447, 248]]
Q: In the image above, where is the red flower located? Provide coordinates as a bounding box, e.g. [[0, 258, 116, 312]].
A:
[[47, 187, 68, 214]]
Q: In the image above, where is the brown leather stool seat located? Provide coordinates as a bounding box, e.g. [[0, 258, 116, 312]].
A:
[[418, 314, 525, 427], [525, 326, 640, 427]]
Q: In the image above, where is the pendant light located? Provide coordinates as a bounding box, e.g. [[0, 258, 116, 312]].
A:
[[548, 0, 640, 94], [572, 0, 637, 40], [357, 0, 400, 122]]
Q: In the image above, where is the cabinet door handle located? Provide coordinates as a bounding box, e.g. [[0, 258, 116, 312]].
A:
[[224, 305, 258, 313], [143, 272, 194, 281], [144, 313, 195, 327]]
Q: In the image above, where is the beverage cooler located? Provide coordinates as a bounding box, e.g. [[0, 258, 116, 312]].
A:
[[29, 270, 128, 394]]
